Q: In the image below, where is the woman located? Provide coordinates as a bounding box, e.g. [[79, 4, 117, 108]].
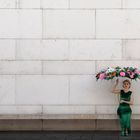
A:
[[112, 79, 134, 136]]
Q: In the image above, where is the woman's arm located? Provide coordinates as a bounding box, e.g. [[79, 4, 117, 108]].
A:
[[111, 79, 120, 94], [121, 93, 134, 105]]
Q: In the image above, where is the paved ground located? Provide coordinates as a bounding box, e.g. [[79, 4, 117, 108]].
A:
[[0, 131, 139, 140]]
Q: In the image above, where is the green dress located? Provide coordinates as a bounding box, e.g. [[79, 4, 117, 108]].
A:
[[117, 89, 132, 135]]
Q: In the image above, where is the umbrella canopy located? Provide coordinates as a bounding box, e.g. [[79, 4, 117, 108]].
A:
[[96, 66, 140, 81]]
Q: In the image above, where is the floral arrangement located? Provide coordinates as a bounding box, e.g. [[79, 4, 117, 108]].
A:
[[96, 66, 140, 81]]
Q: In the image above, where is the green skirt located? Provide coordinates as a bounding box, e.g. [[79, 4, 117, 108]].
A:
[[117, 103, 132, 134]]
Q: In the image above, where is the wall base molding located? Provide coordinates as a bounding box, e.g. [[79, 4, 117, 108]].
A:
[[0, 119, 140, 131]]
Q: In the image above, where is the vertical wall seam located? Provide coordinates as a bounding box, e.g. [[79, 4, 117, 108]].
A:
[[68, 38, 70, 107], [122, 39, 124, 60], [41, 60, 44, 75], [41, 9, 44, 39], [15, 0, 18, 8], [95, 105, 97, 130], [40, 0, 42, 9], [15, 39, 18, 60], [95, 10, 96, 39], [68, 39, 70, 61], [121, 0, 124, 9], [68, 0, 70, 9], [15, 75, 17, 104], [16, 0, 20, 9], [41, 5, 44, 77], [95, 60, 97, 74], [68, 75, 70, 104], [42, 105, 43, 115]]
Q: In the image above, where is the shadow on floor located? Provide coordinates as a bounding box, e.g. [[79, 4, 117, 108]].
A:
[[0, 131, 139, 140]]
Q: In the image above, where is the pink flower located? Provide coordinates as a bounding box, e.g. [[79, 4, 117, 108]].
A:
[[120, 72, 125, 77], [135, 69, 140, 74], [130, 74, 134, 78], [99, 73, 105, 80], [130, 72, 134, 78]]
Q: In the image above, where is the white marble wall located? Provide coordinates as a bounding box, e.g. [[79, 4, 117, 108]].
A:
[[0, 0, 140, 115]]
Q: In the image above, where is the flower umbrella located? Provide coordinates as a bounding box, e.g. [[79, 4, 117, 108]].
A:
[[96, 66, 140, 81]]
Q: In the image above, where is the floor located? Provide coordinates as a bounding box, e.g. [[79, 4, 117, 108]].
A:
[[0, 131, 139, 140]]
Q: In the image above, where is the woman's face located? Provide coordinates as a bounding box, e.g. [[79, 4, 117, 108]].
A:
[[123, 82, 130, 90]]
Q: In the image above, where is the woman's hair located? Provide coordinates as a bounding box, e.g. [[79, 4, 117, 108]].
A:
[[123, 79, 131, 88]]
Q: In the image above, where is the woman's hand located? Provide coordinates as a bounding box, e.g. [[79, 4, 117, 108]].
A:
[[121, 99, 134, 105], [120, 100, 132, 105], [120, 100, 125, 103]]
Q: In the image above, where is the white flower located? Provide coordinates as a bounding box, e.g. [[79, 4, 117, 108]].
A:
[[106, 67, 115, 73]]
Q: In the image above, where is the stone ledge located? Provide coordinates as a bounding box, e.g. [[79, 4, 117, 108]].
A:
[[0, 106, 139, 130], [0, 105, 139, 115], [0, 114, 97, 120], [0, 114, 140, 120], [0, 119, 140, 131]]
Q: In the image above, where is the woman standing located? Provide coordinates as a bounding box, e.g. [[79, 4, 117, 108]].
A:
[[112, 79, 134, 136]]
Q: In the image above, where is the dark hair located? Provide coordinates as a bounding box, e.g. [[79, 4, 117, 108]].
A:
[[123, 79, 131, 88]]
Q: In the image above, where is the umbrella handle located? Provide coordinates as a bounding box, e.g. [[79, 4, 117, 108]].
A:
[[116, 78, 119, 84]]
